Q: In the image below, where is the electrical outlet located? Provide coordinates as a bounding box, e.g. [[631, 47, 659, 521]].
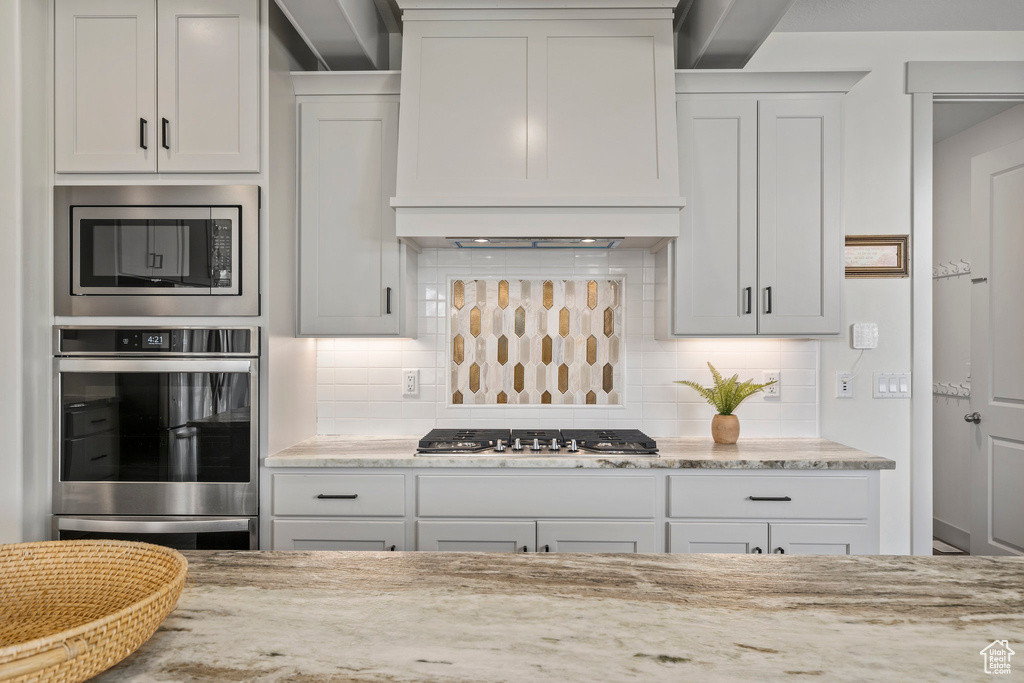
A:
[[836, 372, 854, 399], [403, 369, 419, 397], [763, 370, 780, 399]]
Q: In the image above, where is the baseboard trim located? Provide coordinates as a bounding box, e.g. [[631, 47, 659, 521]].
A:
[[933, 518, 969, 552]]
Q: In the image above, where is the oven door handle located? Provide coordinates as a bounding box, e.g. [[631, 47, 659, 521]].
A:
[[57, 359, 254, 373], [56, 517, 251, 534]]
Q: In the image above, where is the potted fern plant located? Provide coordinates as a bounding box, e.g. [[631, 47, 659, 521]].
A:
[[676, 363, 777, 444]]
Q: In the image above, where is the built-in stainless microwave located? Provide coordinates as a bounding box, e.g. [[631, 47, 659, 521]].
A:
[[55, 185, 259, 316]]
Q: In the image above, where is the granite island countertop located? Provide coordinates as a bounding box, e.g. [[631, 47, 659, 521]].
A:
[[266, 435, 896, 470], [95, 551, 1022, 682]]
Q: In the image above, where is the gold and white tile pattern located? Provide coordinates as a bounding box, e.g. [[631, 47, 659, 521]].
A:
[[450, 279, 623, 405]]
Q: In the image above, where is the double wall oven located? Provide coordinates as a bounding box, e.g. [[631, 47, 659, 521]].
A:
[[52, 327, 259, 549]]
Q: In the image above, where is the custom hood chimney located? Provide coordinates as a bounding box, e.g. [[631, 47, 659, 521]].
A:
[[391, 0, 685, 249]]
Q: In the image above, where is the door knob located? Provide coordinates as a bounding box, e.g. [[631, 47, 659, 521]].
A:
[[964, 412, 981, 424]]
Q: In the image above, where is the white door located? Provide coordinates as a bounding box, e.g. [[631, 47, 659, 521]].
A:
[[416, 521, 535, 552], [298, 100, 401, 336], [54, 0, 157, 173], [673, 97, 758, 335], [666, 522, 768, 554], [536, 521, 657, 553], [272, 520, 405, 551], [969, 138, 1024, 556], [157, 0, 259, 172], [757, 97, 843, 336], [768, 523, 869, 555]]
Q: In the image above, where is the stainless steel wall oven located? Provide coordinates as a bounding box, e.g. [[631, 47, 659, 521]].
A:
[[54, 185, 259, 316], [52, 326, 259, 550]]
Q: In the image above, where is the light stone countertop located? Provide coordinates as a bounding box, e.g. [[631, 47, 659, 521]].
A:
[[265, 435, 896, 470], [94, 551, 1023, 682]]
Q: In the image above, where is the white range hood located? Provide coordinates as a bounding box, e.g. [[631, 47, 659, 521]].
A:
[[391, 0, 685, 249]]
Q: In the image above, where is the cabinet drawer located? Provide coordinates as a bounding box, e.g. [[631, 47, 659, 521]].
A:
[[668, 474, 869, 520], [273, 474, 405, 517], [417, 475, 655, 518]]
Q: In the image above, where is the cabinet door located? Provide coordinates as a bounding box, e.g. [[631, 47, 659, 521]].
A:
[[55, 0, 157, 173], [156, 0, 259, 172], [667, 522, 768, 554], [768, 523, 869, 556], [757, 98, 842, 335], [298, 100, 402, 336], [272, 520, 405, 551], [417, 521, 535, 552], [673, 97, 758, 335], [537, 521, 656, 553]]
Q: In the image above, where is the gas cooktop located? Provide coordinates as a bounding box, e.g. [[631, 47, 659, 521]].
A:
[[415, 429, 658, 457]]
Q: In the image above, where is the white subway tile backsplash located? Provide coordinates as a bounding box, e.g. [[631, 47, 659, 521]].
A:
[[314, 248, 819, 438]]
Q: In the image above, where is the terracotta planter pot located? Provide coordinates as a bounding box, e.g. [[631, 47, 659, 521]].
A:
[[711, 414, 740, 444]]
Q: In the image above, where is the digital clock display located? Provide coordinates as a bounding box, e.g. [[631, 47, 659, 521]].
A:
[[142, 333, 169, 349]]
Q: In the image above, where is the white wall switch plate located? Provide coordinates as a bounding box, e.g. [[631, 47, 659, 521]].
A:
[[872, 372, 911, 398], [852, 322, 879, 349], [836, 372, 854, 399], [763, 370, 780, 399], [403, 369, 419, 396]]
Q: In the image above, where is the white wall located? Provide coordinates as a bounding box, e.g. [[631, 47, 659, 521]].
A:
[[267, 2, 318, 455], [0, 0, 49, 543], [932, 102, 1024, 548], [746, 31, 1024, 553], [316, 248, 821, 439]]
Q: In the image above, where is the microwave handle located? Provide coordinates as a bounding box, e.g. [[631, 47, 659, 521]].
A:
[[57, 517, 251, 535]]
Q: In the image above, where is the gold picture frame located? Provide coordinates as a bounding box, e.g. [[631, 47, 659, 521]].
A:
[[844, 235, 909, 278]]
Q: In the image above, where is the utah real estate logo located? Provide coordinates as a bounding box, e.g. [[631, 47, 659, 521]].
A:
[[981, 640, 1014, 675]]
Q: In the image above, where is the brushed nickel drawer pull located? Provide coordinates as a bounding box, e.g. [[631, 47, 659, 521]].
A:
[[316, 494, 358, 500], [748, 496, 791, 502]]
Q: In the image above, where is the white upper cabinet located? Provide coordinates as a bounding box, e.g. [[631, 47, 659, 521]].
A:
[[156, 0, 260, 172], [294, 77, 416, 338], [673, 97, 759, 335], [55, 0, 259, 174], [55, 0, 157, 173], [662, 71, 866, 338], [756, 98, 842, 336]]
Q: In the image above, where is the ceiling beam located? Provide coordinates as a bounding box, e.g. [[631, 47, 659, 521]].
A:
[[676, 0, 796, 69]]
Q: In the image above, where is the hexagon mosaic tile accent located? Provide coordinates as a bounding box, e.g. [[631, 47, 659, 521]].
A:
[[450, 279, 623, 405]]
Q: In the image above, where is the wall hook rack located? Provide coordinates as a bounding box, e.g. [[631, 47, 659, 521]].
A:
[[932, 259, 971, 280]]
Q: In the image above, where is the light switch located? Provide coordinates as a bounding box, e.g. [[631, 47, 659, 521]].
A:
[[873, 372, 911, 398]]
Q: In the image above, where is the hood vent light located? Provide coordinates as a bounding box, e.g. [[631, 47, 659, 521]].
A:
[[447, 237, 622, 250]]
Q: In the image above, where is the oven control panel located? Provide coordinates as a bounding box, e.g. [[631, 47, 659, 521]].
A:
[[56, 327, 258, 357]]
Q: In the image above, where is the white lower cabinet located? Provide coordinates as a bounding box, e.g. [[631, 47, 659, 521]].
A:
[[416, 520, 657, 553], [265, 468, 881, 554], [667, 522, 769, 554], [273, 520, 405, 551], [667, 521, 869, 555], [536, 521, 656, 553], [417, 521, 536, 553]]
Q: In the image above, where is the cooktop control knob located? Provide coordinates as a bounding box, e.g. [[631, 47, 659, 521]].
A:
[[531, 438, 542, 451], [495, 439, 506, 452], [550, 438, 560, 452], [513, 438, 523, 451], [568, 439, 579, 453]]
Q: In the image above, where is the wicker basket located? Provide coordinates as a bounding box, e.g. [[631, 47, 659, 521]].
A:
[[0, 540, 188, 683]]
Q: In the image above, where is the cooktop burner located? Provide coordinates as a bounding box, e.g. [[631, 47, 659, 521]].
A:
[[415, 428, 658, 456]]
